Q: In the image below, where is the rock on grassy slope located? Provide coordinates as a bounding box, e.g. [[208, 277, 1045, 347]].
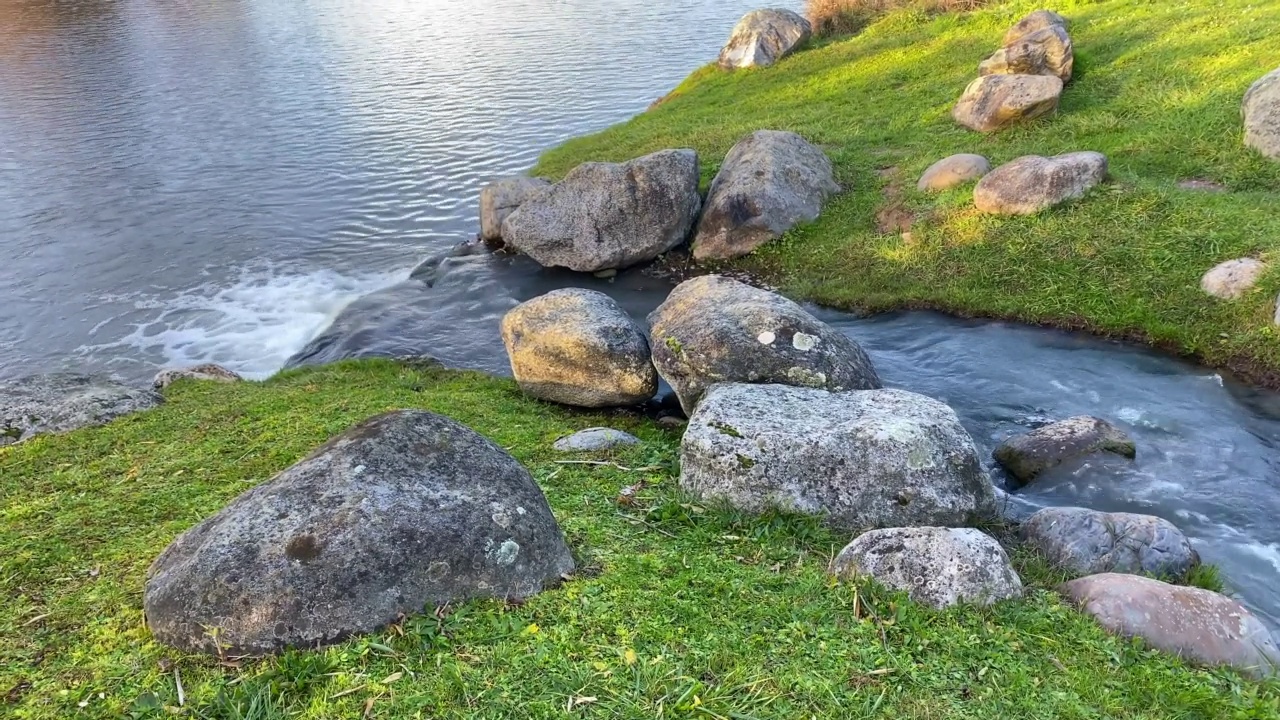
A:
[[2, 361, 1279, 718], [536, 0, 1280, 386]]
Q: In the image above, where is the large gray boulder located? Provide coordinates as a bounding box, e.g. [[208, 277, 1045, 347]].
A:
[[144, 410, 574, 655], [1061, 573, 1280, 679], [1201, 258, 1268, 300], [718, 9, 811, 70], [680, 384, 998, 531], [993, 415, 1135, 485], [153, 364, 243, 390], [974, 152, 1107, 215], [1, 373, 162, 446], [479, 176, 550, 242], [830, 527, 1022, 609], [501, 289, 657, 407], [691, 130, 840, 261], [501, 149, 702, 273], [952, 74, 1063, 133], [1022, 507, 1199, 578], [648, 275, 880, 413], [1244, 66, 1280, 160]]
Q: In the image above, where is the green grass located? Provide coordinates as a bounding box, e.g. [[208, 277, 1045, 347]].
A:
[[2, 362, 1278, 718], [537, 0, 1280, 385]]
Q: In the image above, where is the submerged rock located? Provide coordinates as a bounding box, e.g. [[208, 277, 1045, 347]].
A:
[[153, 364, 243, 390], [1243, 66, 1280, 160], [502, 289, 657, 407], [144, 410, 574, 655], [692, 130, 839, 261], [1, 373, 162, 446], [479, 176, 550, 243], [680, 383, 997, 531], [830, 527, 1022, 608], [718, 9, 812, 70], [974, 151, 1107, 215], [553, 427, 641, 452], [952, 74, 1063, 133], [1201, 258, 1267, 300], [1060, 573, 1280, 678], [993, 415, 1135, 485], [1022, 507, 1199, 578], [648, 275, 880, 413], [501, 149, 702, 273], [980, 24, 1073, 83], [917, 153, 991, 192]]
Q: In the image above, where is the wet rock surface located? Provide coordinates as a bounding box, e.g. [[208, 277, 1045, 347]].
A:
[[480, 176, 550, 243], [153, 364, 243, 390], [1, 373, 162, 446], [993, 415, 1135, 485]]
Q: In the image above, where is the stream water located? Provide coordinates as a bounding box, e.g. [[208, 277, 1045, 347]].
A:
[[1, 0, 1277, 632]]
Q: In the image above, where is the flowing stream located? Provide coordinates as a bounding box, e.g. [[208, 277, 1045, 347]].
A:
[[1, 0, 1278, 632]]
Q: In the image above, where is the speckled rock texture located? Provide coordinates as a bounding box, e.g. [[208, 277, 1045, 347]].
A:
[[1060, 573, 1280, 678], [917, 153, 991, 192], [830, 527, 1022, 608], [553, 427, 641, 452], [1200, 258, 1267, 300], [717, 9, 811, 70], [479, 176, 550, 242], [1, 373, 162, 446], [501, 149, 701, 272], [153, 364, 243, 390], [1022, 507, 1199, 578], [1244, 66, 1280, 160], [952, 74, 1063, 133], [993, 416, 1135, 485], [974, 152, 1107, 215], [979, 24, 1073, 82], [1002, 9, 1068, 44], [680, 384, 997, 531], [144, 410, 574, 656], [691, 130, 839, 260], [502, 289, 657, 407]]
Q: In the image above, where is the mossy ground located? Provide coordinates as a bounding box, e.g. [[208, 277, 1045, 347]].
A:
[[538, 0, 1280, 386], [2, 362, 1278, 719]]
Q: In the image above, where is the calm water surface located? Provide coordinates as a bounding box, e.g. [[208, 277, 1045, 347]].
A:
[[1, 0, 1279, 633]]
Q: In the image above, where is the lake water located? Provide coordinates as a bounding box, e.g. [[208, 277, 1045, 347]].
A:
[[1, 0, 1278, 633]]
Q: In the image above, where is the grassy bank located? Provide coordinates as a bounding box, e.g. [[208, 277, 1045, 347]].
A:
[[2, 362, 1278, 718], [538, 0, 1280, 386]]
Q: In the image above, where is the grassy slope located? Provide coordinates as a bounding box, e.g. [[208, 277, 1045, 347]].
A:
[[2, 363, 1278, 719], [537, 0, 1280, 385]]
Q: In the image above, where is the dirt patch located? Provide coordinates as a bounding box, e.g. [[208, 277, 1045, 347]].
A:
[[874, 166, 917, 234]]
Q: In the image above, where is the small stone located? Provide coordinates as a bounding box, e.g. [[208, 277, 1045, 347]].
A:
[[993, 416, 1135, 485], [153, 364, 243, 390], [830, 527, 1022, 609], [974, 152, 1107, 215], [1243, 66, 1280, 161], [1022, 507, 1199, 578], [917, 154, 991, 192], [718, 9, 812, 70], [656, 415, 688, 430], [553, 427, 641, 452], [1200, 258, 1267, 300], [1060, 573, 1280, 679], [952, 74, 1063, 133], [593, 268, 618, 279]]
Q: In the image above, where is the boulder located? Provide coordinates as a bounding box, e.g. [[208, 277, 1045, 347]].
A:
[[553, 427, 641, 452], [979, 24, 1074, 83], [648, 275, 880, 413], [153, 364, 243, 390], [1060, 573, 1280, 679], [501, 149, 702, 273], [691, 130, 840, 261], [502, 289, 657, 407], [953, 74, 1062, 133], [993, 416, 1135, 485], [1003, 10, 1067, 45], [1022, 507, 1199, 578], [718, 9, 812, 70], [144, 410, 574, 655], [974, 151, 1107, 215], [479, 176, 550, 242], [917, 153, 992, 192], [1200, 258, 1267, 300], [1, 373, 162, 446], [1243, 66, 1280, 160], [680, 383, 998, 531], [830, 527, 1022, 609]]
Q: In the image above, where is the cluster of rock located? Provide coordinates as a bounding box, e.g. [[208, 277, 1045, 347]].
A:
[[918, 150, 1107, 215], [953, 10, 1073, 133], [484, 131, 839, 273]]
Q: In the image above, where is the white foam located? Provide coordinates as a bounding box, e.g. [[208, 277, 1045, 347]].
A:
[[87, 264, 411, 379]]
